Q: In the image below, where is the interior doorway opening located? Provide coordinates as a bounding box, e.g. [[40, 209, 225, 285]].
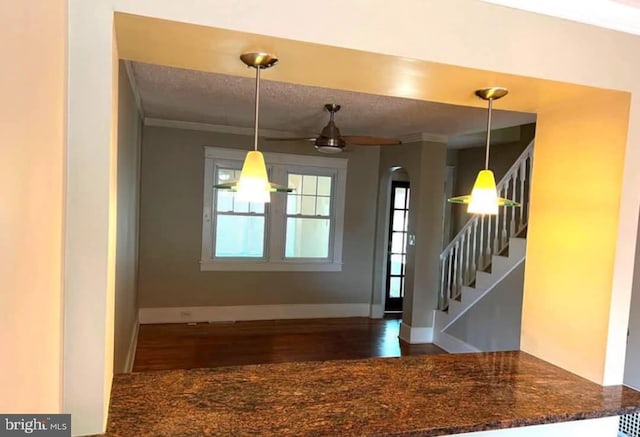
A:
[[385, 169, 410, 314]]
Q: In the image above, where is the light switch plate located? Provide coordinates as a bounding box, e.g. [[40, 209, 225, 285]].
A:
[[408, 234, 416, 246]]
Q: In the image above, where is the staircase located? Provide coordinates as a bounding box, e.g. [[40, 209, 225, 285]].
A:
[[433, 140, 533, 353]]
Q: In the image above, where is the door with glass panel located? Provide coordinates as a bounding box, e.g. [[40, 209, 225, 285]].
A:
[[385, 181, 410, 312]]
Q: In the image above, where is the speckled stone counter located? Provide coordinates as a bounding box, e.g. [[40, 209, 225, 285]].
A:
[[106, 352, 640, 436]]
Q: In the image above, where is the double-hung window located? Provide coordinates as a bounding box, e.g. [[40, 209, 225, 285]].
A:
[[201, 147, 347, 271]]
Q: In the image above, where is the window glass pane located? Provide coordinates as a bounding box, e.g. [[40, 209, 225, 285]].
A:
[[233, 198, 249, 213], [394, 188, 406, 209], [391, 232, 405, 254], [302, 175, 317, 195], [400, 278, 405, 297], [287, 194, 300, 215], [288, 174, 303, 192], [316, 196, 331, 216], [390, 254, 403, 275], [216, 191, 234, 212], [215, 215, 264, 257], [389, 277, 401, 298], [317, 176, 332, 196], [301, 195, 316, 215], [392, 210, 406, 231], [286, 218, 330, 258], [249, 201, 265, 214], [405, 188, 410, 207], [217, 168, 235, 183]]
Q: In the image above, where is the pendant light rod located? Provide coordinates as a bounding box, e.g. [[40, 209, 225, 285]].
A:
[[240, 52, 279, 152], [485, 98, 493, 169], [253, 66, 260, 152], [475, 87, 509, 170]]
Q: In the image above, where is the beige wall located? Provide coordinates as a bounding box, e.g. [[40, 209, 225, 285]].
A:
[[138, 126, 380, 308], [451, 123, 536, 236], [113, 63, 141, 373], [0, 0, 66, 413]]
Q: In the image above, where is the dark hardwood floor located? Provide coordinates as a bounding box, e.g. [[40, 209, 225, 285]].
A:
[[132, 317, 446, 372]]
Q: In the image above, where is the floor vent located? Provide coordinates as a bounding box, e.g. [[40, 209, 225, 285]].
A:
[[620, 413, 640, 437]]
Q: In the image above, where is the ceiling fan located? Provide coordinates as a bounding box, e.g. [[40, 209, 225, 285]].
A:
[[264, 104, 402, 154]]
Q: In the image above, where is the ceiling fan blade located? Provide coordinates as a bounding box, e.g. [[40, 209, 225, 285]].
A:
[[262, 136, 317, 142], [342, 135, 402, 146]]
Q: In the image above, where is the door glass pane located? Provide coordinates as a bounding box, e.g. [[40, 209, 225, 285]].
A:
[[286, 218, 330, 258], [317, 176, 332, 196], [389, 277, 401, 298], [392, 210, 406, 231], [391, 232, 405, 254], [215, 215, 264, 257], [390, 254, 403, 275], [394, 188, 406, 209]]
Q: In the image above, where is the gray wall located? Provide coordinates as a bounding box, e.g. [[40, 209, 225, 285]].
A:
[[114, 63, 141, 373], [624, 210, 640, 390], [137, 126, 380, 308], [371, 141, 447, 327], [450, 123, 536, 236], [446, 261, 525, 351]]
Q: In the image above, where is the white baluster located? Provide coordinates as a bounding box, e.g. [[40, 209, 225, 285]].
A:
[[501, 180, 508, 247], [465, 227, 471, 284], [519, 157, 526, 230], [479, 215, 485, 269], [447, 249, 453, 306], [439, 256, 447, 309], [493, 214, 500, 255], [510, 172, 517, 235], [471, 220, 478, 275], [486, 213, 492, 264]]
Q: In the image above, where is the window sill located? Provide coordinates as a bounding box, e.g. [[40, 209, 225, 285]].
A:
[[199, 260, 343, 272]]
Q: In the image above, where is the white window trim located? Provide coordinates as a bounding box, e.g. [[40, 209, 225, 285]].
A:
[[200, 146, 347, 272]]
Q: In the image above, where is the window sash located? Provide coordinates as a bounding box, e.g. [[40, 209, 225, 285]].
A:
[[201, 147, 347, 271]]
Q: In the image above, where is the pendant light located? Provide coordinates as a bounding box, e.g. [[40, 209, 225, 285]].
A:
[[448, 87, 520, 215], [214, 52, 292, 202]]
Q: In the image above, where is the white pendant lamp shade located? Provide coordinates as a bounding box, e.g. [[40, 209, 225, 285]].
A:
[[467, 170, 499, 215], [236, 151, 271, 203], [448, 87, 520, 215]]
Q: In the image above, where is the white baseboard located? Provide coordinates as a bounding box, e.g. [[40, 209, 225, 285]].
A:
[[139, 303, 371, 324], [369, 304, 384, 319], [124, 317, 139, 372], [399, 322, 434, 344], [433, 330, 481, 353]]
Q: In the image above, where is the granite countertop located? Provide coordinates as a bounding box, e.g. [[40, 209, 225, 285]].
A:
[[106, 351, 640, 436]]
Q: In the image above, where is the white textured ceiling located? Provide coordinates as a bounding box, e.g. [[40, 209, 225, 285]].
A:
[[130, 61, 536, 140]]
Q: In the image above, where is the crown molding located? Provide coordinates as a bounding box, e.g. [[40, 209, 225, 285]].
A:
[[399, 132, 449, 144], [123, 60, 144, 117], [143, 117, 312, 138]]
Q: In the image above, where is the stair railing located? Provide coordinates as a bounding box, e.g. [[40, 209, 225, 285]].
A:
[[438, 140, 533, 311]]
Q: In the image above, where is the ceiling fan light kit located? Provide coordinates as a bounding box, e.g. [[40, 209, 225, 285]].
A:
[[448, 87, 520, 215], [214, 52, 293, 202]]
